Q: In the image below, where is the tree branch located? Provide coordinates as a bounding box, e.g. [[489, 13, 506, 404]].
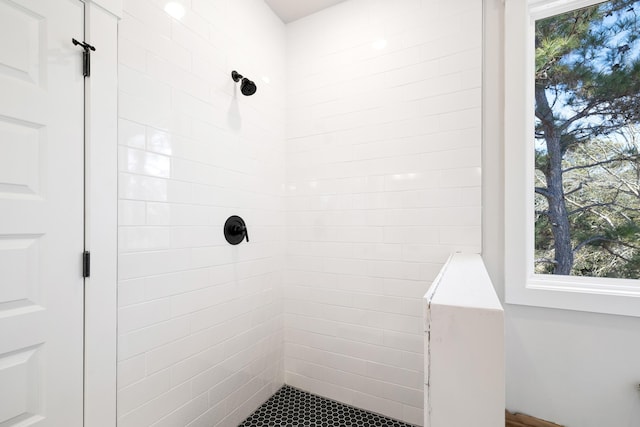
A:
[[562, 155, 640, 173], [559, 102, 597, 132], [565, 196, 616, 227], [535, 186, 552, 198], [567, 201, 616, 216], [580, 146, 640, 197], [564, 182, 583, 196], [574, 236, 640, 254], [535, 257, 558, 265], [574, 235, 608, 252], [603, 246, 631, 263]]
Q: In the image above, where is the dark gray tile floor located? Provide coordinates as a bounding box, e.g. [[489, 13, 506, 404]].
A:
[[239, 385, 417, 427]]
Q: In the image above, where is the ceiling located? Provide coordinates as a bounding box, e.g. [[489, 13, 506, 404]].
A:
[[264, 0, 348, 23]]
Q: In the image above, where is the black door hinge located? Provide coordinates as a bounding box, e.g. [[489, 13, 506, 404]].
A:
[[72, 38, 96, 77], [83, 251, 91, 278]]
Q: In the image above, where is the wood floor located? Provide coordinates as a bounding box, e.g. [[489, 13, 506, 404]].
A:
[[506, 411, 564, 427]]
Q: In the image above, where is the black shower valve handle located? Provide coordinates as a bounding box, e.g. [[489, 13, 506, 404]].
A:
[[224, 215, 249, 245], [233, 224, 249, 242]]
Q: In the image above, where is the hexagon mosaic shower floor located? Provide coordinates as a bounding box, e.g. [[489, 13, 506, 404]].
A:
[[239, 385, 417, 427]]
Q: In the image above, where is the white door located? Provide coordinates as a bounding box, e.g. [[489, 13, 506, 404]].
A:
[[0, 0, 85, 425]]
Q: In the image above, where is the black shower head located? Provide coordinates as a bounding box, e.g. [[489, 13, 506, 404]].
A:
[[241, 78, 257, 96], [231, 70, 257, 96]]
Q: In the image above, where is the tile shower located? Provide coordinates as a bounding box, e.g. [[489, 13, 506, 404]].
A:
[[116, 0, 481, 426]]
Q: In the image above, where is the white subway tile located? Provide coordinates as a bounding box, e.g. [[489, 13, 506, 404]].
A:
[[119, 65, 172, 104], [118, 278, 148, 308], [166, 180, 194, 204], [118, 382, 191, 427], [401, 350, 424, 374], [118, 249, 191, 280], [145, 327, 224, 374], [119, 38, 148, 72], [440, 166, 482, 188], [366, 311, 422, 335], [382, 278, 430, 298], [119, 90, 172, 131], [402, 404, 424, 426], [119, 173, 168, 202], [118, 317, 190, 360], [117, 354, 146, 389], [121, 14, 191, 68], [119, 226, 171, 253], [351, 293, 405, 314], [142, 268, 212, 301], [352, 391, 404, 421], [119, 299, 172, 334], [170, 342, 226, 385], [185, 402, 225, 427], [402, 297, 423, 317], [365, 361, 422, 389], [382, 330, 424, 354], [146, 202, 171, 225], [150, 393, 208, 427], [119, 119, 146, 149], [438, 108, 483, 133], [122, 0, 171, 38], [119, 200, 146, 226], [383, 226, 439, 244], [359, 375, 423, 408], [118, 368, 172, 416], [147, 127, 173, 156]]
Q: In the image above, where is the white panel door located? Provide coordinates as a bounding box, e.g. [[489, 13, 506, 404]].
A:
[[0, 0, 85, 425]]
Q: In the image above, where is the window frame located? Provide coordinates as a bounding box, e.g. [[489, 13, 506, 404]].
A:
[[504, 0, 640, 317]]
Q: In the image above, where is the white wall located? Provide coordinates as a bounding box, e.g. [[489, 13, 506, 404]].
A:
[[116, 1, 286, 425], [483, 0, 640, 425], [284, 0, 483, 424]]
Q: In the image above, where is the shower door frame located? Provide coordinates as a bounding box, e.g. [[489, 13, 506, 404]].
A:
[[81, 1, 119, 426]]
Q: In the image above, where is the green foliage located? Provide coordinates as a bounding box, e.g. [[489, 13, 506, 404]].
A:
[[536, 0, 640, 121]]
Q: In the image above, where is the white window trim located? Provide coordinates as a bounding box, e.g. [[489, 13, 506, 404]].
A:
[[504, 0, 640, 317]]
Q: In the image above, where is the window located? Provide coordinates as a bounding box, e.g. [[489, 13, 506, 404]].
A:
[[505, 0, 640, 316]]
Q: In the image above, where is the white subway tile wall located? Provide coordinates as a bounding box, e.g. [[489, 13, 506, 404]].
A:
[[284, 0, 482, 425], [117, 0, 482, 425], [117, 0, 286, 426]]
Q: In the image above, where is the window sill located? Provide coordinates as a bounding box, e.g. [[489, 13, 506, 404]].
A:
[[506, 274, 640, 317]]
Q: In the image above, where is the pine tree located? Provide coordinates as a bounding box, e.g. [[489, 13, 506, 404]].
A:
[[534, 0, 640, 276]]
